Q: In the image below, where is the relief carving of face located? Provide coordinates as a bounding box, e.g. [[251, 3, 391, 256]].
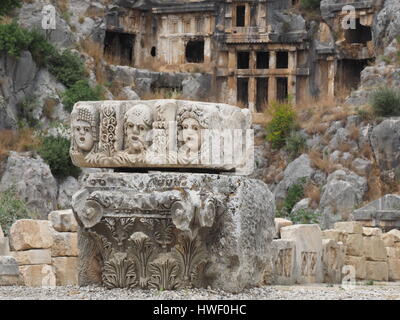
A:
[[181, 117, 202, 152], [124, 104, 153, 154], [73, 119, 94, 152]]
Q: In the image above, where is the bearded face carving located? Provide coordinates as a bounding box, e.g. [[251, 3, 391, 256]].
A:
[[124, 104, 154, 155]]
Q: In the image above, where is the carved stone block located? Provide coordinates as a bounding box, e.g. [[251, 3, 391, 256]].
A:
[[280, 224, 323, 284], [72, 171, 275, 292], [70, 100, 253, 174], [272, 239, 296, 285], [322, 239, 345, 284]]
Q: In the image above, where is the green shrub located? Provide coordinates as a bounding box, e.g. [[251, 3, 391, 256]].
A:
[[0, 0, 21, 17], [17, 96, 40, 128], [62, 80, 104, 112], [0, 188, 32, 236], [300, 0, 321, 10], [281, 178, 306, 215], [0, 22, 32, 57], [38, 135, 81, 179], [48, 50, 86, 88], [290, 209, 320, 224], [265, 101, 297, 149], [28, 29, 56, 67], [370, 87, 400, 117], [285, 131, 307, 160]]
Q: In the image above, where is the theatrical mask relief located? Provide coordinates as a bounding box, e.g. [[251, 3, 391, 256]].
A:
[[70, 100, 254, 174]]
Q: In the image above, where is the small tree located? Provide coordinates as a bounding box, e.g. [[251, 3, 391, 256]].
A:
[[265, 100, 297, 149]]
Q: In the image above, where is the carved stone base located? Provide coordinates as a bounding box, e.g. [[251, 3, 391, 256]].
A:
[[72, 172, 275, 292]]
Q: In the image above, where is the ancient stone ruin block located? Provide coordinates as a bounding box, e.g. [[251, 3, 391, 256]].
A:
[[52, 257, 78, 286], [362, 227, 382, 237], [344, 234, 363, 257], [381, 233, 398, 247], [10, 220, 53, 251], [365, 261, 388, 281], [388, 229, 400, 240], [272, 239, 296, 285], [19, 264, 56, 287], [363, 236, 387, 262], [51, 232, 78, 257], [388, 259, 400, 281], [334, 221, 363, 234], [280, 224, 323, 284], [72, 172, 275, 293], [48, 209, 78, 232], [70, 100, 253, 174], [344, 255, 366, 280], [274, 218, 293, 239], [322, 239, 345, 284], [0, 237, 10, 256], [0, 256, 21, 286], [322, 229, 347, 243], [386, 247, 400, 259], [11, 249, 52, 265], [353, 195, 400, 232]]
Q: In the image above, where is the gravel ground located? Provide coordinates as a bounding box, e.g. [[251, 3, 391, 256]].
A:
[[0, 283, 400, 300]]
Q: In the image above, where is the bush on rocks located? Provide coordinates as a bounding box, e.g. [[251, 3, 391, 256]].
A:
[[265, 101, 297, 149], [62, 80, 104, 112], [370, 87, 400, 117], [38, 135, 81, 179], [0, 188, 32, 236]]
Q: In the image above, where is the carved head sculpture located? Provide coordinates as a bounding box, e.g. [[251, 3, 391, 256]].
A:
[[176, 105, 208, 154], [71, 106, 98, 153], [124, 104, 154, 154]]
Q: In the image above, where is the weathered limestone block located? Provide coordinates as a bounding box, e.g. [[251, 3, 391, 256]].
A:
[[388, 229, 400, 240], [10, 220, 53, 251], [363, 236, 387, 262], [19, 264, 56, 287], [322, 239, 345, 284], [0, 256, 21, 286], [381, 233, 399, 247], [345, 255, 366, 280], [365, 261, 388, 281], [274, 218, 293, 239], [363, 227, 382, 237], [11, 249, 51, 265], [344, 234, 363, 257], [70, 100, 253, 174], [280, 224, 323, 284], [51, 232, 78, 257], [52, 257, 78, 286], [386, 247, 400, 259], [72, 172, 275, 293], [322, 229, 347, 243], [0, 237, 10, 256], [272, 239, 296, 285], [48, 209, 78, 232], [334, 222, 363, 234], [388, 259, 400, 281]]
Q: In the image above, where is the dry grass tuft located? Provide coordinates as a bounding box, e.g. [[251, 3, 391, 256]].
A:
[[308, 149, 337, 174], [304, 182, 321, 208], [349, 124, 360, 141], [0, 129, 41, 161]]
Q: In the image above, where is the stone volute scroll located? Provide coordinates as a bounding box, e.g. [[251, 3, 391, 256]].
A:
[[71, 100, 275, 292]]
